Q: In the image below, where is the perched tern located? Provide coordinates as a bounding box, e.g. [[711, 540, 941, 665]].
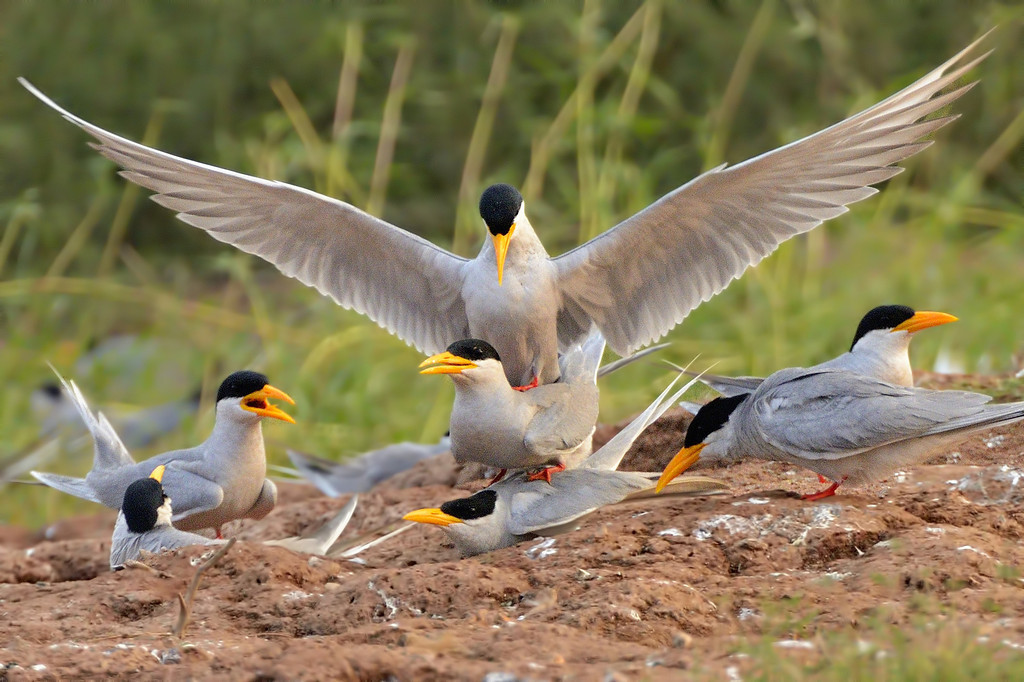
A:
[[404, 372, 727, 556], [657, 367, 1024, 500], [693, 305, 958, 397], [419, 333, 606, 481], [111, 466, 360, 568], [32, 370, 295, 534], [18, 33, 989, 387]]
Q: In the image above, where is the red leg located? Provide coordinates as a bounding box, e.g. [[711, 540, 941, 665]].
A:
[[527, 462, 566, 484], [487, 469, 508, 486], [513, 376, 540, 392], [801, 476, 847, 501], [817, 474, 828, 484], [215, 526, 224, 540]]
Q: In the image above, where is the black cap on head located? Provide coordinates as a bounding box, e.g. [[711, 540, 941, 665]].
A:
[[445, 339, 501, 363], [850, 305, 915, 350], [440, 489, 498, 521], [122, 478, 166, 533], [685, 394, 748, 447], [39, 382, 62, 399], [479, 184, 522, 236], [216, 370, 270, 402]]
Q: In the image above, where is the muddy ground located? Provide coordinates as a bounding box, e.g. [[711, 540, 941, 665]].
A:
[[2, 372, 1024, 680]]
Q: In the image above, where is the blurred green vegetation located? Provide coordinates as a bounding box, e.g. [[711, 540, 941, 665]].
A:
[[0, 2, 1022, 526]]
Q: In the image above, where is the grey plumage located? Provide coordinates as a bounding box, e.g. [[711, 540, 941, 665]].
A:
[[109, 508, 219, 570], [404, 372, 728, 557], [286, 437, 451, 496], [32, 370, 293, 532], [18, 33, 989, 387], [263, 494, 359, 556], [422, 333, 606, 471], [669, 367, 1024, 493]]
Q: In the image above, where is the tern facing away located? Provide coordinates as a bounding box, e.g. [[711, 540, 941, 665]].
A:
[[657, 367, 1024, 500], [33, 370, 295, 534], [110, 465, 360, 569], [693, 305, 958, 398], [403, 372, 727, 557], [19, 33, 989, 388]]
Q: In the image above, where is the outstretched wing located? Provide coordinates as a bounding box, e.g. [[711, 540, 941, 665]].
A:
[[554, 34, 990, 355], [21, 79, 472, 355]]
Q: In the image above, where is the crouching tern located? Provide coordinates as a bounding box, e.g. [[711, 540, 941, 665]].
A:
[[657, 367, 1024, 500], [18, 33, 989, 388], [403, 372, 728, 557], [33, 370, 295, 534], [692, 305, 957, 398], [110, 465, 359, 569]]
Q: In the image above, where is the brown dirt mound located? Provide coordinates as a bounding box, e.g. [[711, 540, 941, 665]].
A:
[[3, 373, 1024, 679]]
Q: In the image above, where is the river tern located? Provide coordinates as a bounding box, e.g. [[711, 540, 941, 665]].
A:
[[693, 305, 958, 397], [419, 334, 605, 481], [657, 367, 1024, 500], [111, 466, 361, 568], [403, 372, 727, 556], [18, 33, 990, 387], [32, 370, 295, 534]]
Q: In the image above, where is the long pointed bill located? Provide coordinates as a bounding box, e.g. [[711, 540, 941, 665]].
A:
[[418, 351, 477, 375], [241, 384, 297, 424], [491, 223, 515, 287], [149, 465, 165, 483], [403, 507, 464, 526], [891, 311, 958, 334], [655, 443, 706, 494]]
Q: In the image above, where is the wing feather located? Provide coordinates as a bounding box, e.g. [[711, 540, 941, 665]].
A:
[[554, 36, 990, 355], [21, 79, 471, 355]]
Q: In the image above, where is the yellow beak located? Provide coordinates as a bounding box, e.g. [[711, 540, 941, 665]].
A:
[[655, 443, 706, 494], [492, 223, 516, 287], [240, 384, 296, 424], [418, 351, 477, 375], [891, 311, 958, 335], [149, 465, 165, 483], [403, 507, 464, 526]]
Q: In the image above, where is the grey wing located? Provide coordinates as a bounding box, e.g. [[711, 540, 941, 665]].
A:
[[523, 386, 599, 458], [21, 80, 472, 355], [506, 470, 649, 536], [687, 371, 763, 398], [160, 461, 225, 520], [553, 35, 989, 355], [753, 369, 992, 461]]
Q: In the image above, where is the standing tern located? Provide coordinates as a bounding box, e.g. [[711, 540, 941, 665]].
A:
[[18, 33, 989, 387], [111, 466, 361, 568], [403, 372, 727, 557], [693, 305, 958, 397], [418, 334, 605, 481], [657, 367, 1024, 500], [32, 370, 295, 534]]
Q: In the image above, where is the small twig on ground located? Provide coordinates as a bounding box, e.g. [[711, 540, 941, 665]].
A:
[[123, 560, 173, 578], [172, 538, 236, 638]]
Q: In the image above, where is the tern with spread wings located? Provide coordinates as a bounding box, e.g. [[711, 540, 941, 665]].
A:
[[18, 33, 989, 388]]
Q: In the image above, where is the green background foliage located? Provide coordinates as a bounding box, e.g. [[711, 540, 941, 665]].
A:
[[0, 2, 1022, 528]]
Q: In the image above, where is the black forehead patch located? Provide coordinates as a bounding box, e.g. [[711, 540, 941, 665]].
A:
[[440, 489, 498, 520], [685, 394, 748, 447], [479, 184, 522, 236], [445, 339, 501, 363], [121, 477, 165, 533], [217, 370, 270, 401], [850, 305, 915, 350], [39, 382, 62, 399]]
